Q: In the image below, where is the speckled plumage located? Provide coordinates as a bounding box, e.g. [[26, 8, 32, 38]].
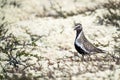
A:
[[74, 23, 105, 55]]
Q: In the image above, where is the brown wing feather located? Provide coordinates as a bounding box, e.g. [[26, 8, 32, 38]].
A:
[[82, 33, 105, 53]]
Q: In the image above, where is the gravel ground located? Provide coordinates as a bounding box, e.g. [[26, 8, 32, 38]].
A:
[[0, 0, 120, 80]]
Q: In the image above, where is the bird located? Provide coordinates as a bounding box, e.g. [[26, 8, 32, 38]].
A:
[[74, 23, 105, 57]]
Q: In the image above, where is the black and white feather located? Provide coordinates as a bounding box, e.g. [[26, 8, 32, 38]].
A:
[[74, 23, 105, 55]]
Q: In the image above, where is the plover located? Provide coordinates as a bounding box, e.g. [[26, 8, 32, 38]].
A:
[[74, 23, 105, 56]]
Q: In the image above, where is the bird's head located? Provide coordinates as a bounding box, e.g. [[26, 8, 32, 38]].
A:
[[74, 23, 82, 31]]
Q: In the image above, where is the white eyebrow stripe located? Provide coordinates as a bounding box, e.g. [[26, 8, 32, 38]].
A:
[[75, 31, 89, 53], [75, 25, 80, 28]]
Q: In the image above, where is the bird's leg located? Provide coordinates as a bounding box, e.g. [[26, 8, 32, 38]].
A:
[[81, 55, 85, 61], [73, 52, 79, 61], [87, 54, 92, 61], [94, 54, 98, 60]]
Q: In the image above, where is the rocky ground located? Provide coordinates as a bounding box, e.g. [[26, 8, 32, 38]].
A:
[[0, 0, 120, 80]]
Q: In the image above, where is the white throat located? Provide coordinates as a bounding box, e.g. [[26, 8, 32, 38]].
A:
[[76, 31, 82, 40]]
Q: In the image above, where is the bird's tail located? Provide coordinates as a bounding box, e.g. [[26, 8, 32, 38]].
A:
[[96, 48, 107, 53]]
